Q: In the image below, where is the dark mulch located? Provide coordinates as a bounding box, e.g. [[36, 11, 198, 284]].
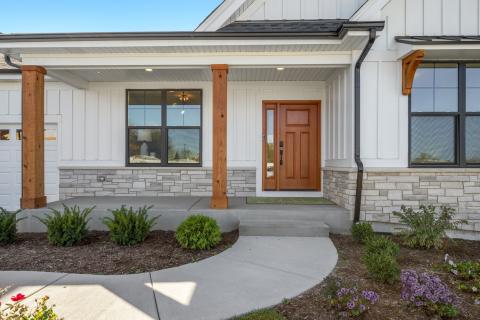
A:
[[0, 230, 238, 275], [277, 235, 480, 320]]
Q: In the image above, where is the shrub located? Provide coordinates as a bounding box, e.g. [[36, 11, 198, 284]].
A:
[[444, 254, 480, 304], [325, 279, 379, 318], [351, 222, 374, 244], [0, 207, 24, 245], [363, 235, 400, 284], [0, 294, 61, 320], [393, 205, 467, 250], [175, 215, 221, 250], [37, 204, 93, 246], [365, 235, 400, 257], [401, 269, 459, 318], [102, 205, 157, 246]]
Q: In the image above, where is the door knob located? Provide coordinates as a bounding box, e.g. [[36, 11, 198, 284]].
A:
[[279, 141, 284, 165]]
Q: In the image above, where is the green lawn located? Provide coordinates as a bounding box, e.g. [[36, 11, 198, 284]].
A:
[[233, 309, 286, 320], [246, 197, 335, 205]]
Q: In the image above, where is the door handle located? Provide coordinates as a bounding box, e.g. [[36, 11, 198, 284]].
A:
[[279, 141, 284, 165]]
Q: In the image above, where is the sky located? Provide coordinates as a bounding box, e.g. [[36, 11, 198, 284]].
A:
[[0, 0, 224, 33]]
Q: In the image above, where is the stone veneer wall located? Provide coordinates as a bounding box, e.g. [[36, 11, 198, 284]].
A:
[[323, 167, 480, 236], [60, 167, 256, 199]]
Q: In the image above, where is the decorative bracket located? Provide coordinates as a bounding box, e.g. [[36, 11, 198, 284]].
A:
[[402, 49, 425, 95]]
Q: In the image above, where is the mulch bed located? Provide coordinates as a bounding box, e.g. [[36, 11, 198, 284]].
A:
[[0, 230, 238, 275], [276, 235, 480, 320]]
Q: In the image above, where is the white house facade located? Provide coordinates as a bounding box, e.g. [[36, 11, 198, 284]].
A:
[[1, 0, 480, 238]]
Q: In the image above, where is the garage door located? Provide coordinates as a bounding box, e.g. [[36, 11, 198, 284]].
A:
[[0, 126, 59, 211]]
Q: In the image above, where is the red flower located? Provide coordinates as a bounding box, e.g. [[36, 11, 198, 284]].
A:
[[11, 293, 26, 302]]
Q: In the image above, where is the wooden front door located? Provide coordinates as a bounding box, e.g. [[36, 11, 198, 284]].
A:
[[263, 101, 320, 191]]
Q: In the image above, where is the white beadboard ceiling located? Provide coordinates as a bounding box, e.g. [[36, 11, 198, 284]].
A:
[[61, 67, 342, 82]]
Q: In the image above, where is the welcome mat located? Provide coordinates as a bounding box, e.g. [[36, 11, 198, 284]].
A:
[[246, 197, 335, 205]]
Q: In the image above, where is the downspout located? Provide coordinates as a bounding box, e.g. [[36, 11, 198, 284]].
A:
[[3, 54, 21, 69], [353, 29, 377, 224]]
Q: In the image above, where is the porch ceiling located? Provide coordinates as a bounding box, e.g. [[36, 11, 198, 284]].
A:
[[48, 66, 342, 82]]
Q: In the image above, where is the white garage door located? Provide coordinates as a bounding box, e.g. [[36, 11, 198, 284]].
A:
[[0, 125, 59, 211]]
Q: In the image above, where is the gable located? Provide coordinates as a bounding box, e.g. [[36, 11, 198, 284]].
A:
[[197, 0, 369, 31], [236, 0, 367, 21]]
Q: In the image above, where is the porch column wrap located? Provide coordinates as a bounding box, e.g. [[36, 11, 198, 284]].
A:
[[211, 64, 229, 209], [20, 65, 47, 209], [402, 50, 425, 95]]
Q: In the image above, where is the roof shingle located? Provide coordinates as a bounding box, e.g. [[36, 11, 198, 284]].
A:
[[217, 19, 348, 33]]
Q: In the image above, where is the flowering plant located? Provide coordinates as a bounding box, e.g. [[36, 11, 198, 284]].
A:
[[0, 293, 61, 320], [401, 269, 459, 318], [330, 285, 379, 318], [444, 254, 480, 305]]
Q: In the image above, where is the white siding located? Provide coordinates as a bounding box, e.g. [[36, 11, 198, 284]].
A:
[[324, 68, 354, 167], [237, 0, 366, 21]]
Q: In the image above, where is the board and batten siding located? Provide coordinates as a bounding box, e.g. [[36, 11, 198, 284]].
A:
[[0, 81, 327, 171], [237, 0, 367, 21]]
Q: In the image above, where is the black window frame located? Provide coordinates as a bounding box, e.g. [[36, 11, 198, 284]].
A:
[[125, 89, 203, 167], [409, 62, 480, 168]]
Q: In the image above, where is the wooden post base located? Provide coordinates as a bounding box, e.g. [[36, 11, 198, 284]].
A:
[[210, 196, 229, 209], [21, 196, 47, 209]]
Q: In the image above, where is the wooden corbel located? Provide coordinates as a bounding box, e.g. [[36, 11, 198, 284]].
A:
[[402, 50, 425, 95]]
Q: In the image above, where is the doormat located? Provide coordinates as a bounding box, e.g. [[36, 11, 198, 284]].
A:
[[246, 197, 335, 205]]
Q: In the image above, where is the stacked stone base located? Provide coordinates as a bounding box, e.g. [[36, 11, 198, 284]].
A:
[[323, 167, 480, 239], [60, 167, 256, 199]]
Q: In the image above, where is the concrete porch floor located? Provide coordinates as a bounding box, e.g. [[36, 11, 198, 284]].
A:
[[18, 197, 351, 235]]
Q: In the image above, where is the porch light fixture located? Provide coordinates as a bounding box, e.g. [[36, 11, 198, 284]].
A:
[[145, 68, 153, 72], [276, 67, 285, 71]]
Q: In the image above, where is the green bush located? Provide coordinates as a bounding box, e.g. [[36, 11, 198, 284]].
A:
[[365, 235, 400, 257], [351, 222, 374, 244], [103, 205, 157, 246], [393, 205, 466, 250], [0, 207, 24, 245], [363, 250, 400, 284], [0, 296, 60, 320], [175, 215, 221, 250], [38, 204, 93, 246], [363, 235, 400, 284]]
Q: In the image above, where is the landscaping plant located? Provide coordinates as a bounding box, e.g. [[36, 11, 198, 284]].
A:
[[351, 222, 374, 244], [443, 254, 480, 304], [0, 293, 61, 320], [232, 309, 286, 320], [175, 215, 222, 250], [393, 205, 467, 250], [103, 205, 158, 246], [0, 207, 24, 245], [37, 204, 94, 246], [401, 269, 459, 318], [362, 235, 400, 284]]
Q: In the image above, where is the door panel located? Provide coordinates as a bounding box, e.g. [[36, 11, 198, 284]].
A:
[[262, 101, 320, 191]]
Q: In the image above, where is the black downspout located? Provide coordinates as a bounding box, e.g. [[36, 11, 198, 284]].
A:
[[3, 54, 21, 69], [354, 29, 377, 224]]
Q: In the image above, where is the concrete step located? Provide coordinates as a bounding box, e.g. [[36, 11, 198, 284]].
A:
[[239, 219, 330, 237]]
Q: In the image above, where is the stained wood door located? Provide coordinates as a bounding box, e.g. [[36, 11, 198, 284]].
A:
[[262, 101, 320, 191]]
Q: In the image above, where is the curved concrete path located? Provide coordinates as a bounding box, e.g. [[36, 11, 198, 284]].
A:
[[0, 236, 337, 320]]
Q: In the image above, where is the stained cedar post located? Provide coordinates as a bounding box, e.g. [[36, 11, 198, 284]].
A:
[[20, 66, 47, 209], [211, 64, 229, 209]]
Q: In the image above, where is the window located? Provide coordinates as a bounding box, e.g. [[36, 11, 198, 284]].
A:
[[0, 129, 9, 141], [410, 63, 480, 166], [126, 89, 202, 166]]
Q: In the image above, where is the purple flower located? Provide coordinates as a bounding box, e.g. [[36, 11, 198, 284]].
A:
[[360, 304, 366, 312], [347, 300, 356, 310]]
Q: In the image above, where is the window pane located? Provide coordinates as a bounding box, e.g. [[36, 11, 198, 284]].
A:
[[411, 64, 458, 113], [466, 64, 480, 112], [411, 88, 434, 112], [167, 90, 201, 126], [128, 91, 162, 126], [128, 129, 162, 164], [168, 129, 200, 164], [266, 110, 275, 178], [411, 116, 455, 164], [466, 116, 480, 164], [0, 129, 9, 140]]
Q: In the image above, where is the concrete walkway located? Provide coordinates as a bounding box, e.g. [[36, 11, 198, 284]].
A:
[[0, 236, 337, 320]]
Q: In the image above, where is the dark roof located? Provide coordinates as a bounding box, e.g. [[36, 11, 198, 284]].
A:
[[218, 20, 348, 33], [396, 35, 480, 45]]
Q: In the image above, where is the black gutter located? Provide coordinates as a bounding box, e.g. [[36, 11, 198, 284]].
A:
[[3, 54, 21, 68], [0, 22, 384, 42], [0, 54, 21, 74], [353, 28, 377, 224]]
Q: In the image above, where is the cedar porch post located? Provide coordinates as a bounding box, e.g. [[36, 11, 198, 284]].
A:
[[20, 66, 47, 209], [211, 64, 229, 209]]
